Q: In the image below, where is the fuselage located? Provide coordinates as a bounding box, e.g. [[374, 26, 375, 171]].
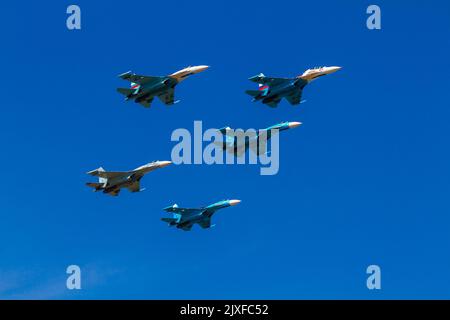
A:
[[176, 212, 204, 229], [257, 79, 307, 104], [298, 66, 341, 81], [96, 161, 172, 193], [169, 65, 209, 82], [133, 76, 178, 102], [221, 122, 301, 151], [169, 200, 240, 229], [176, 201, 226, 225], [250, 66, 341, 105], [129, 65, 209, 102], [103, 175, 138, 193]]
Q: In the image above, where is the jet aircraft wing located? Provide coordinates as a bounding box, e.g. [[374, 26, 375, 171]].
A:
[[247, 137, 268, 156], [198, 218, 212, 229], [138, 96, 154, 108], [157, 88, 176, 105], [180, 224, 193, 231], [126, 181, 141, 193], [225, 145, 247, 157], [264, 98, 282, 108], [285, 89, 303, 105], [119, 72, 164, 85], [107, 189, 121, 197]]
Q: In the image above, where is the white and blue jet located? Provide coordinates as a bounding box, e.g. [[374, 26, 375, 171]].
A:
[[215, 121, 302, 157], [162, 199, 241, 231]]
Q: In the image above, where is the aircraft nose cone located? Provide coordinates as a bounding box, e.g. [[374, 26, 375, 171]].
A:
[[328, 66, 342, 73], [159, 161, 172, 167], [288, 121, 302, 129], [192, 65, 210, 73], [229, 199, 241, 206]]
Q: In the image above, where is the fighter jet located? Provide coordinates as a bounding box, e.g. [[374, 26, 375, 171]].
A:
[[245, 66, 341, 108], [162, 199, 241, 231], [215, 121, 301, 157], [86, 161, 172, 196], [117, 65, 209, 108]]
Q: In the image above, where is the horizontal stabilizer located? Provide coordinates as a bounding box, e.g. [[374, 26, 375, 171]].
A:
[[117, 87, 134, 97], [161, 217, 178, 226], [245, 90, 260, 97], [86, 182, 103, 191]]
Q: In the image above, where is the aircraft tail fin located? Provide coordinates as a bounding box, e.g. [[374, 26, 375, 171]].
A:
[[96, 167, 107, 184], [214, 127, 235, 150], [87, 167, 107, 184], [217, 127, 233, 136], [248, 73, 265, 82], [163, 204, 178, 212]]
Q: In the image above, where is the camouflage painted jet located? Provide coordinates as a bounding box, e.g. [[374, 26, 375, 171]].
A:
[[215, 121, 301, 156], [86, 161, 172, 196], [162, 199, 241, 231], [117, 65, 209, 108], [245, 66, 341, 108]]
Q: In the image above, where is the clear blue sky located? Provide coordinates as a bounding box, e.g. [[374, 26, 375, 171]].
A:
[[1, 0, 449, 299]]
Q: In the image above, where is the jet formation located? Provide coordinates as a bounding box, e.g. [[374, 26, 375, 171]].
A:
[[117, 65, 209, 108], [86, 64, 341, 230], [246, 66, 341, 108], [215, 121, 302, 156], [86, 161, 172, 196], [161, 199, 241, 231]]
